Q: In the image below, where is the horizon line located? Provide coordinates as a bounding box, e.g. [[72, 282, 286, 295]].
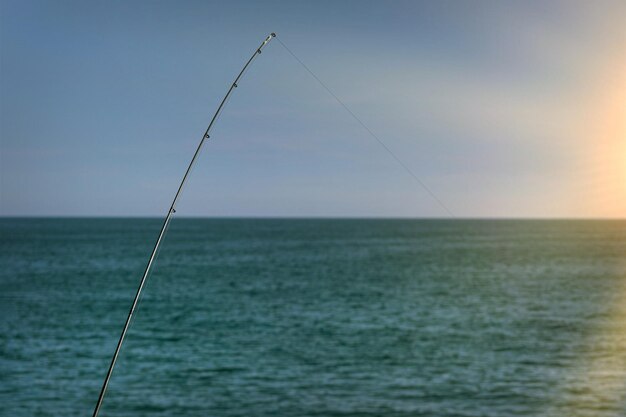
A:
[[1, 215, 625, 221]]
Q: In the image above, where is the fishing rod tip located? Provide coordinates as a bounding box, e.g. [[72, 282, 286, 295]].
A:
[[271, 33, 276, 37]]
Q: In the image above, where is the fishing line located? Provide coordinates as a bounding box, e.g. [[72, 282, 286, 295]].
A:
[[275, 37, 455, 217]]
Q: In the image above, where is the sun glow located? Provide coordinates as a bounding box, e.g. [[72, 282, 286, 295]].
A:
[[545, 53, 626, 413], [582, 62, 626, 217]]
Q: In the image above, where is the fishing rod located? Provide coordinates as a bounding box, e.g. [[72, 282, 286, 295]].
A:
[[91, 32, 276, 417]]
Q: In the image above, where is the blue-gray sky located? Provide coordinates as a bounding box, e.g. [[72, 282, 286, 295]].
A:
[[1, 0, 625, 217]]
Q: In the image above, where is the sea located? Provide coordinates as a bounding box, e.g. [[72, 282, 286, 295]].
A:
[[1, 218, 625, 417]]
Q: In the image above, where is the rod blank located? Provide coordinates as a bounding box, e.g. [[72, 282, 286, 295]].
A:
[[91, 32, 276, 417]]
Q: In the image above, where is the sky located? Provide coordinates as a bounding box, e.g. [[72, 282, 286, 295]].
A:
[[1, 0, 624, 218]]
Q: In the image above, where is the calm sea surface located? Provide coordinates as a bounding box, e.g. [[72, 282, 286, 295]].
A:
[[1, 218, 625, 417]]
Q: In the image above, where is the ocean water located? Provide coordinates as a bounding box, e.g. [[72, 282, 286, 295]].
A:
[[1, 218, 625, 417]]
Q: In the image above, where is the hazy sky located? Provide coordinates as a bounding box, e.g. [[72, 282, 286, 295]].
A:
[[1, 0, 624, 217]]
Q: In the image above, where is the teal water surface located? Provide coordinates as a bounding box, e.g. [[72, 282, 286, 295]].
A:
[[1, 219, 625, 416]]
